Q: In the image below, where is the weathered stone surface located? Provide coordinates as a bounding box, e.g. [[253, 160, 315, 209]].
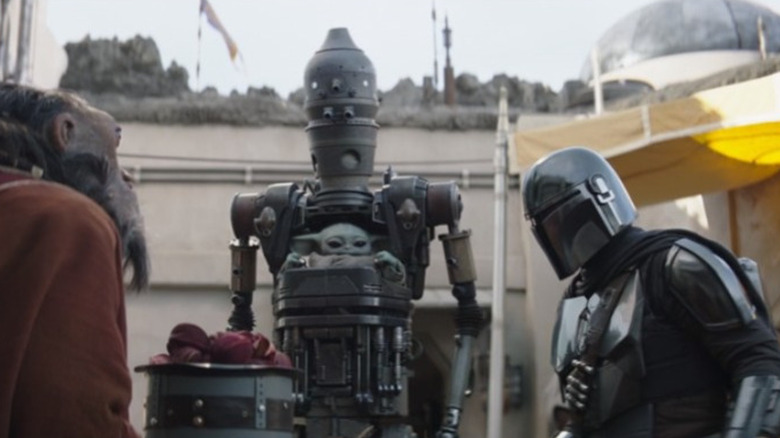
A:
[[558, 79, 590, 109], [379, 77, 424, 108], [377, 105, 520, 131], [60, 36, 780, 130], [485, 74, 559, 112], [59, 37, 556, 130], [82, 91, 306, 127], [60, 35, 189, 97], [370, 72, 562, 113]]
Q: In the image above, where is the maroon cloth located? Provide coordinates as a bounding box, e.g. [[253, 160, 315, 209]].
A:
[[150, 322, 292, 368], [0, 176, 139, 438], [0, 169, 32, 185]]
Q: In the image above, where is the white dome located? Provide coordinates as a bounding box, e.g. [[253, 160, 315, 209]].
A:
[[582, 0, 780, 84]]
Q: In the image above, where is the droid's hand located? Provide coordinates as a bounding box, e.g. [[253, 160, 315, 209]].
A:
[[564, 359, 594, 412], [280, 251, 306, 272], [374, 250, 406, 283]]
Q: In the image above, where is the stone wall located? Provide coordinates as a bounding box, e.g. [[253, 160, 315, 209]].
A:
[[60, 36, 565, 130], [59, 37, 780, 131], [60, 35, 189, 97]]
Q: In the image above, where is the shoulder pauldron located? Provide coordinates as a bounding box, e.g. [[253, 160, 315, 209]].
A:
[[666, 238, 755, 331]]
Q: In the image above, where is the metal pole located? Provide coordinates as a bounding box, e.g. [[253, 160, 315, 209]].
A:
[[14, 0, 33, 84], [487, 86, 509, 438], [443, 15, 455, 106], [0, 0, 10, 81], [591, 47, 603, 115], [758, 16, 767, 61], [432, 1, 439, 90], [196, 0, 203, 92]]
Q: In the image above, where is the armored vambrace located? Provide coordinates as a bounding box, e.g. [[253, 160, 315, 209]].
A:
[[724, 375, 780, 438]]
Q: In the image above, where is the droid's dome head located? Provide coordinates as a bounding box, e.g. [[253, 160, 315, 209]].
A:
[[304, 28, 379, 206]]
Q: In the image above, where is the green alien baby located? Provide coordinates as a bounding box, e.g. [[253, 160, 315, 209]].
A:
[[280, 222, 406, 284]]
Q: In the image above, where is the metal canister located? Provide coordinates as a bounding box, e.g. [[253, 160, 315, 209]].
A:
[[135, 363, 295, 438]]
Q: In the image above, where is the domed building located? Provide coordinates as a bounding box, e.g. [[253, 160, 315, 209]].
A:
[[581, 0, 780, 96]]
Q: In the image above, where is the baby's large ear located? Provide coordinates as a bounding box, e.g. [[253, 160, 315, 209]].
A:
[[291, 233, 318, 255]]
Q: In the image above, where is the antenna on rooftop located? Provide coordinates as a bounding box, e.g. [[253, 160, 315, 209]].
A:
[[443, 14, 455, 106], [432, 1, 439, 90]]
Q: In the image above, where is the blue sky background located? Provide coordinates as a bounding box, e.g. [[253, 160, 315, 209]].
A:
[[45, 0, 780, 96]]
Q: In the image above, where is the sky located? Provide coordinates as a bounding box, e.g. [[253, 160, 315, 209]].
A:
[[45, 0, 780, 97]]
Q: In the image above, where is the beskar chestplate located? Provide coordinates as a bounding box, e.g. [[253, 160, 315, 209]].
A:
[[552, 271, 646, 430]]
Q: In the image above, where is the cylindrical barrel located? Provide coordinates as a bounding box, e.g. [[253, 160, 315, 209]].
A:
[[135, 364, 295, 438]]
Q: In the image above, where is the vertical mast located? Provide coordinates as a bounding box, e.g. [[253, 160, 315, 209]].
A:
[[14, 0, 33, 84], [432, 2, 439, 90], [487, 86, 509, 438], [0, 0, 11, 81]]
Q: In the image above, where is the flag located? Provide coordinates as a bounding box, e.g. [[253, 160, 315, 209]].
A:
[[200, 0, 239, 62]]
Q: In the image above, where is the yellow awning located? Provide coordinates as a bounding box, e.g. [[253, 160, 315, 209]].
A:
[[514, 72, 780, 206]]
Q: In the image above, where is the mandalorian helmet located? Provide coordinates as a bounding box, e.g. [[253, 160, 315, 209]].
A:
[[522, 147, 636, 279], [304, 27, 379, 208]]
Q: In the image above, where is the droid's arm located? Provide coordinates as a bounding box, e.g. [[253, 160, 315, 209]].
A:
[[227, 184, 305, 331], [380, 176, 484, 436], [227, 236, 260, 331], [227, 192, 262, 331], [437, 225, 484, 438]]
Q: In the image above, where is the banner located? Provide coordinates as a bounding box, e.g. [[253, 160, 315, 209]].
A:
[[200, 0, 239, 62]]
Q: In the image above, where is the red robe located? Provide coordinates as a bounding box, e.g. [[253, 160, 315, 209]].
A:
[[0, 172, 139, 438]]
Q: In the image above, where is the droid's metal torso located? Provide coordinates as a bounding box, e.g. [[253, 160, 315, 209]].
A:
[[241, 172, 461, 438]]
